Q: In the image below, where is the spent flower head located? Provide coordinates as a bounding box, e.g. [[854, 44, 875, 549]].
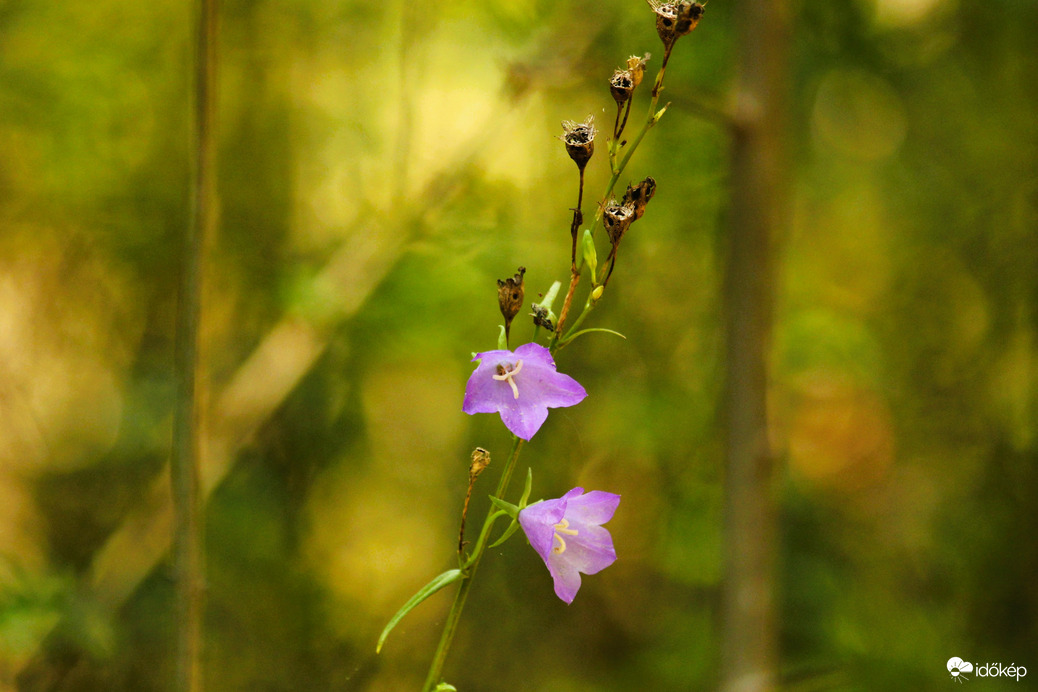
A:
[[622, 176, 657, 222], [518, 487, 620, 603], [609, 69, 635, 105], [602, 200, 636, 246], [497, 267, 526, 341], [626, 53, 651, 88], [647, 0, 704, 51], [462, 343, 586, 440], [560, 116, 596, 171]]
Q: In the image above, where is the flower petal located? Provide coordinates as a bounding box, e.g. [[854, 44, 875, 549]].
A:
[[512, 344, 587, 409], [563, 490, 620, 526], [461, 350, 517, 415], [548, 560, 583, 604], [519, 488, 619, 604], [517, 498, 566, 563], [558, 524, 616, 576], [462, 344, 586, 440], [497, 399, 550, 441]]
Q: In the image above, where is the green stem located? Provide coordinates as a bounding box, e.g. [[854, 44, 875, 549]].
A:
[[558, 298, 595, 349], [422, 436, 524, 691]]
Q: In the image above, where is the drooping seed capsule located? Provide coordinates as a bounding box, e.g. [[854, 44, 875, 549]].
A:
[[497, 267, 526, 341], [560, 116, 596, 172], [610, 69, 635, 106], [622, 176, 657, 221], [602, 201, 636, 247], [647, 1, 704, 51]]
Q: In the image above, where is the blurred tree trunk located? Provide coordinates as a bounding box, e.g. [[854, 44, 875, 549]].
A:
[[172, 0, 217, 689], [720, 2, 790, 691]]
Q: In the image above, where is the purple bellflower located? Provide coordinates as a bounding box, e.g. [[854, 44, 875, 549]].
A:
[[462, 343, 586, 440], [518, 487, 620, 604]]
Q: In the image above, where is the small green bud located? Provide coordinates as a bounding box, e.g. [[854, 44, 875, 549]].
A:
[[581, 229, 598, 281], [591, 285, 605, 303], [540, 280, 562, 312]]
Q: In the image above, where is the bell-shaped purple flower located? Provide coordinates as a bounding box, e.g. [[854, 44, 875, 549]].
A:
[[518, 487, 620, 604], [462, 343, 586, 440]]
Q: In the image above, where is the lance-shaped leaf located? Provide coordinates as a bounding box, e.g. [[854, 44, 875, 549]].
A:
[[376, 569, 464, 653]]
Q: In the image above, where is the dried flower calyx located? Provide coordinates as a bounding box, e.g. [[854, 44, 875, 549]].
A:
[[622, 176, 657, 222], [602, 201, 636, 246], [610, 69, 635, 105], [626, 54, 651, 88], [498, 266, 526, 340], [647, 0, 704, 49], [560, 116, 596, 171], [530, 303, 555, 332]]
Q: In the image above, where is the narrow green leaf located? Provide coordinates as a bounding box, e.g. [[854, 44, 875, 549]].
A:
[[488, 495, 519, 517], [376, 569, 464, 653], [519, 467, 533, 508]]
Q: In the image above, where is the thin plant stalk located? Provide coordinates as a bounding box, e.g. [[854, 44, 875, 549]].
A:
[[422, 437, 524, 691]]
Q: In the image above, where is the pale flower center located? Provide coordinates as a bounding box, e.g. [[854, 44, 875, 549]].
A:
[[493, 359, 524, 400], [551, 517, 579, 554]]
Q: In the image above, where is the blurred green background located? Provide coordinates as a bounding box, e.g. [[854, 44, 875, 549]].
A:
[[1, 0, 1036, 690]]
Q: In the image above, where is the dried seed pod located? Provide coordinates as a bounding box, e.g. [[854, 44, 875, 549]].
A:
[[648, 0, 679, 49], [602, 201, 636, 246], [497, 267, 526, 339], [610, 69, 635, 105], [560, 116, 596, 171], [622, 176, 657, 221], [675, 1, 705, 36], [530, 304, 555, 332], [647, 1, 704, 50], [469, 447, 491, 478]]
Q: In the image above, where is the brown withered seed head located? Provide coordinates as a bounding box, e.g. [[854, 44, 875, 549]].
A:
[[675, 1, 705, 36], [560, 116, 596, 171], [622, 176, 657, 221], [626, 54, 651, 88], [469, 447, 491, 477], [603, 201, 636, 246], [497, 267, 526, 328], [610, 69, 635, 105], [530, 304, 555, 332], [647, 0, 680, 48], [647, 1, 703, 48]]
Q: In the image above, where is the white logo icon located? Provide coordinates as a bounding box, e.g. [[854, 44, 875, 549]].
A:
[[948, 657, 973, 683]]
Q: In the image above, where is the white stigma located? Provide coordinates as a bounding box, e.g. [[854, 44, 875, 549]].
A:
[[492, 359, 524, 399]]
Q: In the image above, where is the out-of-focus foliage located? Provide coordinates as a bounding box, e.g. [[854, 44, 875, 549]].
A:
[[1, 0, 1035, 690]]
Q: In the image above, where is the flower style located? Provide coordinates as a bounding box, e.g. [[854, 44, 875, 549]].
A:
[[462, 343, 586, 440], [518, 487, 620, 604]]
